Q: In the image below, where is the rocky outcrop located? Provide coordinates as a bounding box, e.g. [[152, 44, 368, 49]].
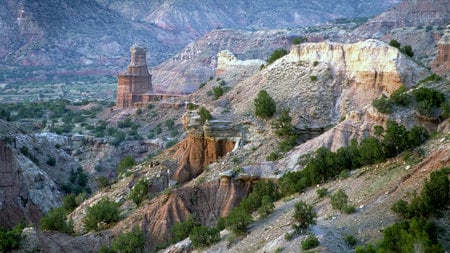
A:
[[173, 111, 239, 183], [0, 140, 61, 228], [229, 39, 428, 130], [113, 178, 251, 251], [216, 50, 265, 79], [116, 45, 153, 108], [433, 25, 450, 76]]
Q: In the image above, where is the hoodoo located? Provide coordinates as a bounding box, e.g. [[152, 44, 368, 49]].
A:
[[116, 45, 153, 108]]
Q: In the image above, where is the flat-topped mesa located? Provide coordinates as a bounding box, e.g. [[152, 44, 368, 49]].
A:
[[116, 45, 153, 108]]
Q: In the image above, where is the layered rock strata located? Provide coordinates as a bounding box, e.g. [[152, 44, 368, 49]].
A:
[[433, 25, 450, 76], [116, 45, 153, 108], [173, 110, 240, 183]]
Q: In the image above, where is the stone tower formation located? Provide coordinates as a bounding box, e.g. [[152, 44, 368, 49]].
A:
[[434, 25, 450, 77], [116, 45, 153, 108]]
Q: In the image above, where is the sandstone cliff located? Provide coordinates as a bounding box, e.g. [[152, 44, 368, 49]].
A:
[[172, 110, 239, 183], [433, 25, 450, 76], [228, 39, 428, 129]]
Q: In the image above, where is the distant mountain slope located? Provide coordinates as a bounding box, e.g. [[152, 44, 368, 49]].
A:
[[0, 0, 399, 71]]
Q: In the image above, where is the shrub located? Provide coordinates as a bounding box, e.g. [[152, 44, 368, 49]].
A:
[[189, 225, 220, 248], [257, 195, 275, 218], [357, 137, 385, 165], [165, 119, 175, 128], [390, 85, 411, 106], [330, 189, 349, 212], [111, 226, 145, 253], [62, 193, 78, 213], [83, 198, 121, 231], [272, 108, 295, 137], [292, 37, 306, 45], [372, 95, 393, 114], [267, 48, 288, 64], [171, 216, 198, 243], [0, 222, 25, 251], [95, 176, 110, 189], [293, 200, 316, 229], [40, 207, 73, 234], [301, 234, 320, 250], [225, 207, 252, 235], [198, 107, 212, 125], [401, 45, 414, 57], [345, 234, 358, 246], [212, 86, 224, 100], [129, 178, 150, 206], [254, 90, 276, 118], [389, 39, 401, 49], [316, 188, 328, 198], [310, 75, 318, 82], [187, 102, 198, 110], [117, 156, 135, 176], [46, 156, 56, 166]]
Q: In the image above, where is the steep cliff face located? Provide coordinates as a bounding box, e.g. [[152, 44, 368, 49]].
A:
[[173, 111, 239, 183], [0, 140, 61, 228], [228, 40, 428, 130], [433, 26, 450, 76]]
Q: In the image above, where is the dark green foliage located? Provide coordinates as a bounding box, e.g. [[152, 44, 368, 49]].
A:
[[187, 102, 199, 110], [310, 75, 318, 82], [165, 119, 175, 128], [372, 95, 393, 114], [170, 216, 198, 243], [40, 207, 73, 234], [254, 90, 276, 118], [272, 108, 295, 137], [383, 120, 409, 157], [165, 139, 178, 149], [189, 225, 220, 248], [198, 106, 212, 125], [330, 189, 350, 212], [257, 195, 275, 218], [212, 86, 224, 100], [117, 117, 133, 128], [129, 178, 150, 206], [267, 48, 288, 65], [413, 87, 446, 117], [83, 198, 121, 231], [272, 108, 298, 153], [301, 235, 320, 250], [316, 188, 328, 198], [419, 73, 442, 83], [421, 169, 449, 211], [371, 218, 444, 253], [95, 176, 110, 189], [62, 193, 78, 213], [241, 181, 281, 214], [357, 137, 384, 165], [345, 235, 358, 246], [426, 25, 433, 32], [390, 85, 411, 106], [389, 39, 401, 49], [147, 103, 154, 110], [292, 37, 307, 45], [407, 126, 429, 147], [20, 146, 29, 156], [117, 155, 135, 176], [225, 207, 252, 235], [46, 156, 56, 166], [62, 167, 90, 195], [0, 222, 25, 251], [293, 201, 317, 229], [111, 226, 145, 253], [401, 45, 414, 57]]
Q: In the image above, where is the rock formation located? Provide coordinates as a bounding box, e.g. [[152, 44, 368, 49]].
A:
[[216, 50, 265, 79], [116, 45, 154, 108], [433, 25, 450, 76], [172, 110, 240, 183], [0, 140, 61, 228], [114, 178, 251, 251]]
